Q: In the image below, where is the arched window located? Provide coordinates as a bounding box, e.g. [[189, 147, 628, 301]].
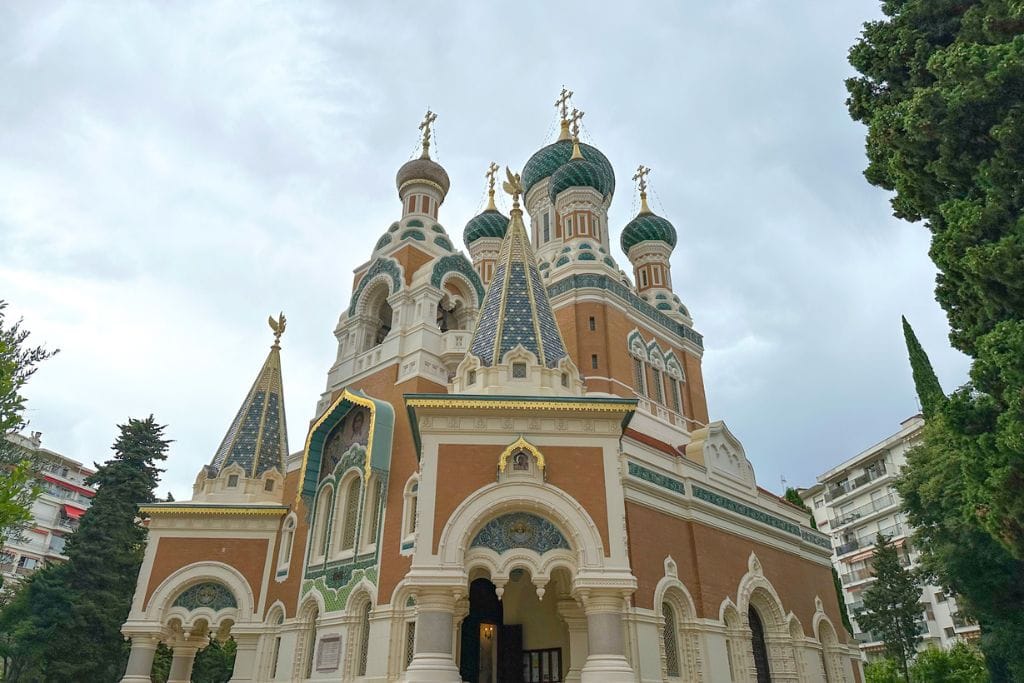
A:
[[632, 356, 647, 396], [300, 604, 319, 680], [662, 602, 680, 678], [341, 476, 362, 551], [402, 478, 418, 552], [278, 514, 297, 574], [358, 601, 372, 676], [361, 475, 384, 552], [312, 487, 333, 560], [749, 605, 772, 683]]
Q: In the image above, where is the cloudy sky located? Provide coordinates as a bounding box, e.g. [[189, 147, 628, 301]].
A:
[[1, 1, 970, 500]]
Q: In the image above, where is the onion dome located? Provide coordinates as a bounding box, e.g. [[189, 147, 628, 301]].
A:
[[621, 212, 677, 254], [396, 109, 450, 199], [621, 169, 677, 254], [549, 153, 611, 201], [396, 156, 450, 199], [522, 139, 615, 198], [464, 163, 509, 245], [464, 209, 509, 245]]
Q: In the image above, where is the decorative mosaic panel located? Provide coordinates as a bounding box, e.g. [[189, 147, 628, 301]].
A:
[[348, 258, 402, 315], [430, 254, 486, 304], [471, 512, 570, 554], [801, 529, 833, 550], [172, 582, 237, 611], [692, 485, 824, 543], [627, 461, 685, 495], [546, 273, 703, 348], [302, 565, 379, 613]]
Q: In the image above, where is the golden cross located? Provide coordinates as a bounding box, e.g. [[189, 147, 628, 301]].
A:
[[485, 161, 499, 193], [554, 87, 574, 122], [419, 109, 437, 149], [568, 108, 584, 140], [633, 165, 651, 194]]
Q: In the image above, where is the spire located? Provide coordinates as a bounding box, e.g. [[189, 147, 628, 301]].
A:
[[633, 164, 652, 215], [207, 314, 289, 477], [555, 86, 573, 141], [468, 167, 570, 368], [902, 315, 945, 418]]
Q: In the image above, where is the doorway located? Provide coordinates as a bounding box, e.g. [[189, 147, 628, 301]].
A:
[[460, 578, 518, 683]]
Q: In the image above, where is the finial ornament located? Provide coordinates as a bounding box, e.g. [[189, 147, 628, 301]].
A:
[[485, 162, 499, 210], [502, 167, 524, 210], [569, 108, 585, 160], [268, 312, 287, 347], [633, 164, 652, 214], [555, 87, 574, 140], [418, 109, 438, 159]]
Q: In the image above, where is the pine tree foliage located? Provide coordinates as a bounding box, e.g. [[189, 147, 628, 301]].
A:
[[901, 316, 945, 418], [0, 416, 169, 682], [858, 534, 923, 682], [847, 0, 1024, 564]]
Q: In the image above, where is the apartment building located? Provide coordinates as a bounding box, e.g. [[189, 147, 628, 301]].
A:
[[800, 415, 980, 658], [0, 432, 95, 587]]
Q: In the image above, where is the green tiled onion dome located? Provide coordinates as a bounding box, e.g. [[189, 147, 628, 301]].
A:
[[620, 211, 678, 254], [396, 156, 450, 199], [463, 209, 509, 245], [522, 140, 615, 197], [548, 157, 611, 201]]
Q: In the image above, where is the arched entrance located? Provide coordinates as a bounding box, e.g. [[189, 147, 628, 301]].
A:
[[749, 605, 771, 683], [460, 569, 571, 683]]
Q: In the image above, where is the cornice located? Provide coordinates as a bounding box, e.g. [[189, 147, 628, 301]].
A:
[[140, 504, 289, 517]]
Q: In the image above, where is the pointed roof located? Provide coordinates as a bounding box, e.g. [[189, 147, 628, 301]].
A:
[[208, 315, 289, 477], [468, 190, 569, 368]]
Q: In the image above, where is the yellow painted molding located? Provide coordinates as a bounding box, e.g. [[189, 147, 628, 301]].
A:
[[297, 389, 379, 505], [406, 397, 635, 413], [140, 505, 288, 517]]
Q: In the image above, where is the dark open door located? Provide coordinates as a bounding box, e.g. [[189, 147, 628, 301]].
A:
[[499, 624, 523, 683]]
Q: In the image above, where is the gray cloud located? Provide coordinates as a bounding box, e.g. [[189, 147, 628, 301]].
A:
[[0, 1, 968, 498]]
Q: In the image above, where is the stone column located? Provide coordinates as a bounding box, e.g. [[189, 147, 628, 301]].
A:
[[579, 589, 635, 683], [167, 646, 198, 683], [405, 588, 463, 682], [228, 632, 262, 683], [120, 632, 162, 683], [558, 599, 589, 683]]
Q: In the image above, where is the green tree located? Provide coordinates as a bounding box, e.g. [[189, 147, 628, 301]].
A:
[[911, 642, 989, 683], [866, 658, 903, 683], [897, 319, 1024, 680], [0, 416, 169, 682], [847, 0, 1024, 562], [858, 533, 922, 682], [0, 300, 55, 550], [784, 487, 855, 634]]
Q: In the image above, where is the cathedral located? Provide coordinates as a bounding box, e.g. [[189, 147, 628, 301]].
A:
[[119, 93, 861, 683]]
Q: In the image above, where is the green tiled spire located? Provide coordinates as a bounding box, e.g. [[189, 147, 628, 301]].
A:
[[468, 176, 570, 368], [208, 315, 289, 477]]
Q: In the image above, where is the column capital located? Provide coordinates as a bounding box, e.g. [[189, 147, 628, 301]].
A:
[[575, 587, 632, 614]]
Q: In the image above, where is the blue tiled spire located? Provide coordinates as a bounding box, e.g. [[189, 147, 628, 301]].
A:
[[468, 196, 569, 368], [207, 320, 289, 477]]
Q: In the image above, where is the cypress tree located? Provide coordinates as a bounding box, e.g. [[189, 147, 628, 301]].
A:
[[901, 316, 945, 418], [0, 416, 169, 682], [858, 533, 924, 683]]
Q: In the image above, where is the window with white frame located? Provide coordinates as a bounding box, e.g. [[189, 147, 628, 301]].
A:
[[339, 475, 362, 553], [278, 513, 297, 573], [312, 487, 333, 560], [402, 477, 418, 551], [632, 356, 647, 396]]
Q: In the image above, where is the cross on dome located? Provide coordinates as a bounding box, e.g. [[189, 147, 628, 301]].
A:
[[633, 164, 651, 194], [554, 86, 573, 121], [485, 161, 499, 210], [569, 108, 584, 140], [418, 109, 438, 158]]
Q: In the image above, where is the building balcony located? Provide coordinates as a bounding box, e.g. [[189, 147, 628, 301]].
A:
[[825, 463, 890, 503], [952, 612, 978, 630], [835, 523, 905, 557], [831, 493, 898, 529]]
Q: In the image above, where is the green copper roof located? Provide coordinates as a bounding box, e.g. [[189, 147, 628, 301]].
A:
[[522, 139, 615, 197], [208, 341, 289, 478], [620, 212, 678, 254], [463, 209, 509, 245], [549, 157, 611, 201]]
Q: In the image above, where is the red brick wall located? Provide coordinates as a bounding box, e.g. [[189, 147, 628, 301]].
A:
[[144, 537, 268, 610]]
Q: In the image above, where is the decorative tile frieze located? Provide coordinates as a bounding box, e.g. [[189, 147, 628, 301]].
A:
[[471, 512, 570, 554], [692, 485, 828, 546], [627, 461, 685, 495]]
